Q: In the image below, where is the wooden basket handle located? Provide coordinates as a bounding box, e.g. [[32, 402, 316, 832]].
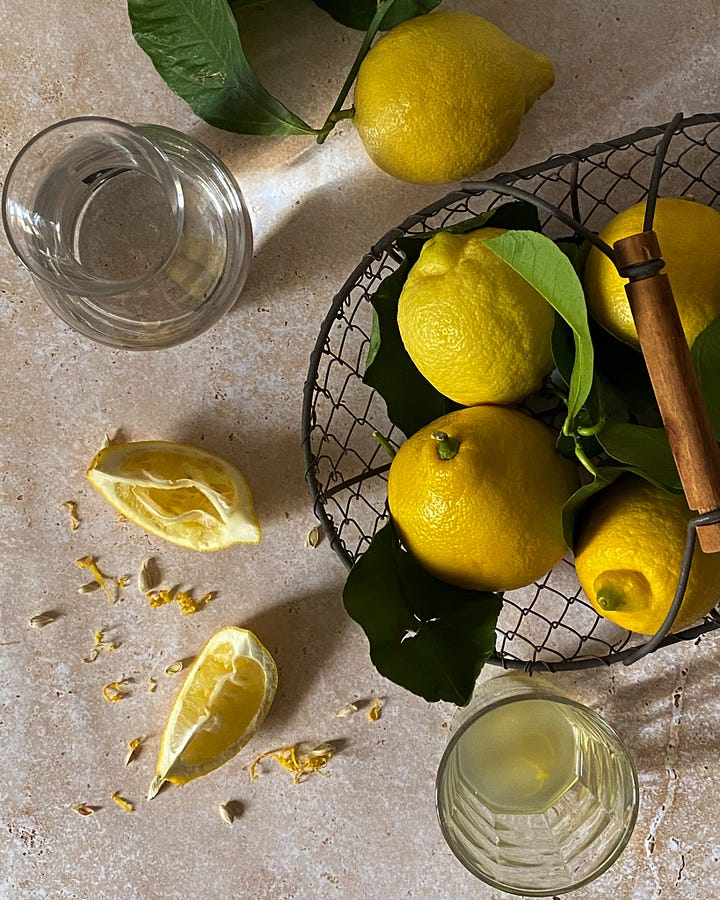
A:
[[614, 231, 720, 552]]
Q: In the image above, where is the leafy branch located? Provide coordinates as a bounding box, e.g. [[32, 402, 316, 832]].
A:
[[127, 0, 441, 139]]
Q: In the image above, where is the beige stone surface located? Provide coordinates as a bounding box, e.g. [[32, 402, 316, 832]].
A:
[[2, 1, 720, 898]]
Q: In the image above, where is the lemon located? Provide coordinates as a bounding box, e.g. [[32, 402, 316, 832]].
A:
[[86, 440, 261, 551], [149, 626, 278, 795], [397, 228, 555, 406], [574, 476, 720, 634], [353, 11, 554, 184], [583, 196, 720, 347], [387, 405, 579, 592]]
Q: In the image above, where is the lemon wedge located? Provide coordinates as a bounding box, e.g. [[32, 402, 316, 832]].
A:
[[86, 440, 261, 551], [149, 626, 278, 796]]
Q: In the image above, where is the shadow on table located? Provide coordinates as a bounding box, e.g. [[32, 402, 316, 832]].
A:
[[231, 583, 351, 731]]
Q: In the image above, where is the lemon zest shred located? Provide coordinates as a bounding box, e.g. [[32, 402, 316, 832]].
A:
[[62, 500, 81, 531], [82, 630, 117, 663], [103, 679, 131, 702], [250, 742, 335, 784], [116, 574, 129, 592], [146, 589, 174, 608], [176, 590, 214, 616], [368, 699, 383, 722], [111, 792, 134, 813], [75, 556, 117, 604], [147, 676, 157, 693]]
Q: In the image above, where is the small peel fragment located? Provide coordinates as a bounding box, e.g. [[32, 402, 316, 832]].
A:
[[102, 679, 131, 702], [335, 702, 358, 718], [62, 500, 80, 531], [111, 792, 134, 813], [250, 742, 336, 784], [368, 699, 383, 722], [82, 630, 117, 663]]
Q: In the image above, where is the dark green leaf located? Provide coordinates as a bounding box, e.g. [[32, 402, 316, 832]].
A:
[[128, 0, 315, 135], [227, 0, 267, 9], [343, 521, 503, 704], [691, 312, 720, 440], [596, 420, 681, 492], [590, 320, 658, 421], [313, 0, 442, 31], [484, 231, 594, 432]]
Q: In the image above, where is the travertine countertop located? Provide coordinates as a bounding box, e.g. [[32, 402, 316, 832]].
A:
[[2, 2, 720, 898]]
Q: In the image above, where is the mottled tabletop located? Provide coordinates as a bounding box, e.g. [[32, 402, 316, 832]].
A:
[[2, 1, 720, 898]]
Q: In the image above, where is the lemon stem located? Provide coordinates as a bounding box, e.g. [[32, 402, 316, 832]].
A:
[[573, 440, 599, 477], [315, 0, 396, 144], [372, 430, 396, 458], [431, 430, 460, 460], [596, 587, 627, 611]]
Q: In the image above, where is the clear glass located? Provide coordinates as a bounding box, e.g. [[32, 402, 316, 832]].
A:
[[436, 673, 639, 896], [1, 116, 253, 349]]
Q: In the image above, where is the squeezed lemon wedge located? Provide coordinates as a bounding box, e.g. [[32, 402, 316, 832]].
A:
[[149, 626, 278, 796], [86, 440, 261, 551]]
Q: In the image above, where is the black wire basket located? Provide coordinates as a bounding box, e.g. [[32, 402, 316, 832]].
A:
[[302, 112, 720, 673]]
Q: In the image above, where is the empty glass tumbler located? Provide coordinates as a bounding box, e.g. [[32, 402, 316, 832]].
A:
[[436, 673, 639, 896], [2, 116, 252, 349]]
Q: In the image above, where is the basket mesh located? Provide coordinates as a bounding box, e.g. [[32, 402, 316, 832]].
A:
[[302, 113, 720, 671]]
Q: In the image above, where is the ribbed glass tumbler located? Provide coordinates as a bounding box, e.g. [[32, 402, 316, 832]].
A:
[[436, 674, 639, 896]]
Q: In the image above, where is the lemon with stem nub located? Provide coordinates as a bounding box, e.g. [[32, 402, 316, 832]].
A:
[[575, 476, 720, 634], [387, 405, 579, 592]]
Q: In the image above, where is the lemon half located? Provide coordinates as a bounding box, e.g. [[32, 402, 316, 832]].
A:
[[150, 626, 278, 795], [86, 440, 261, 551]]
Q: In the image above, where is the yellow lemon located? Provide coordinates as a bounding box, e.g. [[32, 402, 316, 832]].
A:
[[574, 476, 720, 634], [149, 626, 278, 795], [583, 196, 720, 347], [353, 11, 554, 184], [86, 440, 261, 550], [387, 405, 579, 592], [397, 228, 555, 406]]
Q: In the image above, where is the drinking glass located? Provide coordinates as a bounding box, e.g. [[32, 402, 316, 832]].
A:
[[2, 116, 252, 349], [436, 673, 639, 896]]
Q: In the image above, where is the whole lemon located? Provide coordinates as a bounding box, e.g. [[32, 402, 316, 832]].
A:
[[583, 196, 720, 347], [352, 11, 554, 184], [397, 228, 555, 406], [387, 405, 579, 592], [574, 476, 720, 634]]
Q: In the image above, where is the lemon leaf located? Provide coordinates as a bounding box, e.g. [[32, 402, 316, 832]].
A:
[[313, 0, 441, 31], [691, 311, 720, 440], [595, 421, 682, 493], [562, 467, 629, 550], [343, 521, 503, 705], [128, 0, 316, 135], [484, 230, 594, 432]]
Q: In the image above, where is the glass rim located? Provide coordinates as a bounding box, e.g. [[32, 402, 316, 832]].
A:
[[435, 690, 640, 896], [1, 115, 185, 297]]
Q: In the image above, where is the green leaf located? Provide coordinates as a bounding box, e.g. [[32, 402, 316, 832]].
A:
[[691, 312, 720, 440], [484, 231, 594, 432], [128, 0, 316, 135], [343, 521, 503, 704], [596, 420, 681, 492], [313, 0, 442, 31]]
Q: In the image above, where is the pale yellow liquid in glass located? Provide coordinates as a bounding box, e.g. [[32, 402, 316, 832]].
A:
[[457, 698, 578, 814]]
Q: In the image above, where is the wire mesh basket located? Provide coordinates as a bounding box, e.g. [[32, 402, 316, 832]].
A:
[[302, 112, 720, 672]]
